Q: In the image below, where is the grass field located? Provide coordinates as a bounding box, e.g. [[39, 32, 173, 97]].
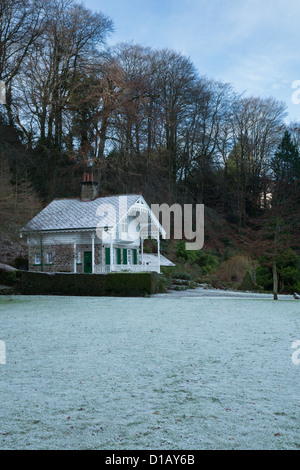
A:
[[0, 291, 299, 450]]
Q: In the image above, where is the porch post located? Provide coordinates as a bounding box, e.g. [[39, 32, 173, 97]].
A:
[[74, 242, 77, 273], [91, 233, 95, 274], [40, 235, 44, 272], [110, 234, 113, 269], [141, 238, 144, 265], [157, 234, 160, 274]]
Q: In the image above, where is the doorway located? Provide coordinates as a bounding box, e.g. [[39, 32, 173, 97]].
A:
[[84, 251, 92, 273]]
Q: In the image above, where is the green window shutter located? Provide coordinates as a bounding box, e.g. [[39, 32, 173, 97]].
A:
[[133, 248, 138, 265], [105, 247, 110, 265], [117, 248, 121, 265], [123, 248, 127, 265]]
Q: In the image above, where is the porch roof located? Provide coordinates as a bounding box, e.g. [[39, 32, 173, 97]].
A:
[[140, 254, 175, 267]]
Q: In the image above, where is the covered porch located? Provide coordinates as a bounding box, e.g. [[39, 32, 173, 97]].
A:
[[74, 196, 167, 275], [77, 233, 163, 275], [94, 239, 162, 274]]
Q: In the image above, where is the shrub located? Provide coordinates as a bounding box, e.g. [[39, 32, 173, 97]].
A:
[[256, 266, 273, 291], [293, 280, 300, 294], [14, 257, 28, 270], [171, 271, 191, 280], [256, 249, 300, 293], [277, 249, 300, 293], [214, 255, 255, 284], [105, 273, 154, 296], [0, 265, 21, 286], [175, 241, 219, 274], [195, 251, 219, 273], [238, 271, 255, 291], [175, 241, 195, 262]]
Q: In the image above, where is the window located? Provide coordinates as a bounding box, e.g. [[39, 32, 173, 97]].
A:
[[123, 248, 127, 265], [34, 253, 41, 265], [76, 251, 82, 264], [127, 249, 132, 265], [46, 252, 53, 264]]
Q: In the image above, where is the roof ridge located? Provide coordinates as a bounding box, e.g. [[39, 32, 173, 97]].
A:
[[52, 194, 141, 201]]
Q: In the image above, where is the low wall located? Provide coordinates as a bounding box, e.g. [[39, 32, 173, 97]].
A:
[[0, 266, 161, 297]]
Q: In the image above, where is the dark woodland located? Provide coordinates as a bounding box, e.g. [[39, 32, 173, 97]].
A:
[[0, 0, 299, 297]]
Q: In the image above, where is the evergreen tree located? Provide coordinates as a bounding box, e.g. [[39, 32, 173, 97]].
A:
[[271, 130, 300, 186]]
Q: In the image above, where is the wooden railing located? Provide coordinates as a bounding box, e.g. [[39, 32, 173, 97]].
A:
[[94, 264, 160, 274]]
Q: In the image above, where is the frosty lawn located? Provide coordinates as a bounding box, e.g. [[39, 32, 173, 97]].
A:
[[0, 291, 299, 450]]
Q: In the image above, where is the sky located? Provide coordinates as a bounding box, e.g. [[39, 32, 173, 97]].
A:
[[83, 0, 300, 123]]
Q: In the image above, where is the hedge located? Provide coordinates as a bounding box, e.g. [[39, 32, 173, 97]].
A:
[[0, 267, 161, 297]]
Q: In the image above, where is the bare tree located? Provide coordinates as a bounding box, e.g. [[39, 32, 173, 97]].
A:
[[0, 0, 44, 123], [14, 0, 113, 149], [228, 96, 287, 223], [181, 79, 234, 204]]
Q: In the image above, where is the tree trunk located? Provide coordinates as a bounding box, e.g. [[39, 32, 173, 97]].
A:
[[98, 111, 109, 159], [273, 260, 278, 300]]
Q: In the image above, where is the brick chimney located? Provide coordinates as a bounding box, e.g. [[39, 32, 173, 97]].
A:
[[80, 173, 99, 201]]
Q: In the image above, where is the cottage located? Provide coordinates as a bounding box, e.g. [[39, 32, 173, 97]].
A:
[[20, 175, 172, 274]]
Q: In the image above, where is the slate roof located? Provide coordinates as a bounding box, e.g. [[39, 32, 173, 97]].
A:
[[21, 194, 142, 232]]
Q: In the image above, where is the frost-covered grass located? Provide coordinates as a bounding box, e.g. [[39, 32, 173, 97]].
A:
[[0, 291, 299, 450]]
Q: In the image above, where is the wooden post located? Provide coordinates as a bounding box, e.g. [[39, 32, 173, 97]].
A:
[[91, 233, 95, 274], [40, 235, 43, 272], [74, 242, 77, 273], [157, 234, 160, 274], [110, 236, 113, 270], [273, 260, 278, 301]]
